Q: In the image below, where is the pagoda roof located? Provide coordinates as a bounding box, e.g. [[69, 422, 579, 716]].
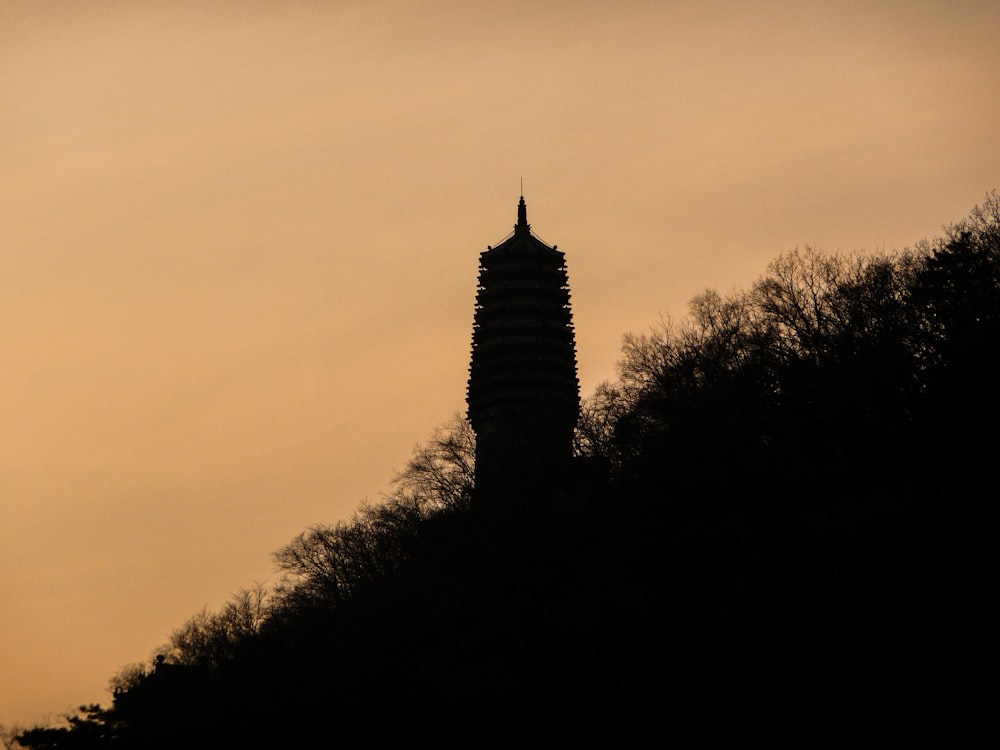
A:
[[481, 197, 562, 258]]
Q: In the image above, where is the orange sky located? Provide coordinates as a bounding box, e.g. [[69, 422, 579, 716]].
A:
[[2, 0, 998, 728]]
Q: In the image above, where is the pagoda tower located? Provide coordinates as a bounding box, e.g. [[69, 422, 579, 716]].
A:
[[467, 196, 580, 503]]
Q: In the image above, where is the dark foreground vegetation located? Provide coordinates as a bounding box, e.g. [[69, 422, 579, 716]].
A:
[[9, 193, 998, 746]]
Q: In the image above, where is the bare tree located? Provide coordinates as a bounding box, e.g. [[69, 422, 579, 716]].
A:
[[161, 583, 270, 668], [272, 414, 475, 613], [389, 412, 475, 512], [574, 381, 630, 471]]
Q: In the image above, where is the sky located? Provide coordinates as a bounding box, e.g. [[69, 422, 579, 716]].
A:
[[2, 0, 998, 728]]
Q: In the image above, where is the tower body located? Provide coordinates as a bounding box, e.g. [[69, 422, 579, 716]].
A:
[[467, 197, 579, 503]]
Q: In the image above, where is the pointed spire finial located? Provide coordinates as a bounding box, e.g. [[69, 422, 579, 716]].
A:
[[516, 194, 529, 234]]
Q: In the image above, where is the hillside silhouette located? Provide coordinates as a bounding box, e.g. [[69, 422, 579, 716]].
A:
[[9, 192, 998, 747]]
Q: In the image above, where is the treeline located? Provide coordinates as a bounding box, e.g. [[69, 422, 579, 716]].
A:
[[10, 192, 998, 746]]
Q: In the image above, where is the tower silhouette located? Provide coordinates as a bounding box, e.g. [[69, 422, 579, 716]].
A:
[[467, 196, 580, 503]]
